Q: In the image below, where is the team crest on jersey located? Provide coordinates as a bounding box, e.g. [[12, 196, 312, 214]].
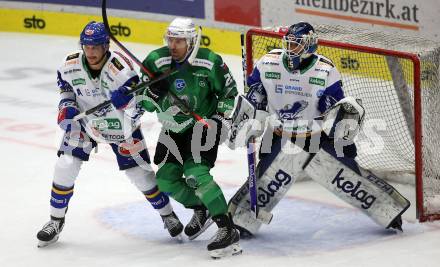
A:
[[278, 100, 308, 120], [175, 79, 186, 91], [199, 80, 207, 88]]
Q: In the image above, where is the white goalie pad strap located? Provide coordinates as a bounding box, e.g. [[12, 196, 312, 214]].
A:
[[322, 96, 365, 141], [228, 95, 255, 149], [230, 140, 311, 234], [304, 144, 410, 228]]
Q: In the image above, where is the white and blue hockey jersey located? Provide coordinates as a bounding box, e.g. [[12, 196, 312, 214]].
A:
[[246, 49, 344, 128], [57, 50, 141, 143]]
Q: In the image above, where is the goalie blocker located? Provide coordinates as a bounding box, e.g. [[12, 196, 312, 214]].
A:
[[228, 96, 410, 236]]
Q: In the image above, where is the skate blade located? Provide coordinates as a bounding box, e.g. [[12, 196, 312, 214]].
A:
[[37, 236, 59, 248], [188, 218, 214, 241], [210, 243, 243, 259]]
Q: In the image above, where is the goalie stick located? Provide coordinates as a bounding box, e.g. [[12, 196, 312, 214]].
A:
[[74, 0, 208, 128], [247, 137, 259, 218], [240, 33, 259, 218]]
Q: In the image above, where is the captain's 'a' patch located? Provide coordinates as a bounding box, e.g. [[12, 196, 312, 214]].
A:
[[111, 57, 125, 71]]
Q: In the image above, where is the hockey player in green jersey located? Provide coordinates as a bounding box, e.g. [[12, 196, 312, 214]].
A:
[[139, 18, 241, 258]]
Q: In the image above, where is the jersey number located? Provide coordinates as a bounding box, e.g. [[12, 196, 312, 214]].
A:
[[224, 73, 233, 87]]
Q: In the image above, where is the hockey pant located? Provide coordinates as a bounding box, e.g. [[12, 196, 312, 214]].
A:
[[153, 123, 229, 217], [49, 129, 173, 218], [155, 160, 228, 217]]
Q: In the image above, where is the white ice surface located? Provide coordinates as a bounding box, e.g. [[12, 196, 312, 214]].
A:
[[0, 32, 439, 267]]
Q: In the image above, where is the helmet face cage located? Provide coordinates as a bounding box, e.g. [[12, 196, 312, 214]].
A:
[[281, 22, 318, 68]]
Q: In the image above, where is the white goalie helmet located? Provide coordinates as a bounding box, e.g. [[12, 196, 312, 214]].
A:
[[281, 22, 318, 70], [165, 17, 198, 53]]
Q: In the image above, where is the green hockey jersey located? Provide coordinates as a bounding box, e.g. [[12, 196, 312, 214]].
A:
[[140, 47, 237, 133]]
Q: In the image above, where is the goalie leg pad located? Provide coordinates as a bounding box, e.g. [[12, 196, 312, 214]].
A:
[[304, 142, 410, 229], [229, 138, 311, 235]]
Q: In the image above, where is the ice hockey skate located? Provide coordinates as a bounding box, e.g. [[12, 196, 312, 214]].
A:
[[161, 212, 184, 240], [208, 214, 242, 259], [37, 218, 65, 248], [184, 205, 213, 240]]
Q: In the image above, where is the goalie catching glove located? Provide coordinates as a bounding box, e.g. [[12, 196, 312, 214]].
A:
[[321, 96, 365, 142]]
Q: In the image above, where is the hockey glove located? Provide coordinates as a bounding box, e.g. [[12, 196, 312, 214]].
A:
[[57, 102, 80, 132], [146, 78, 169, 102], [110, 86, 133, 110]]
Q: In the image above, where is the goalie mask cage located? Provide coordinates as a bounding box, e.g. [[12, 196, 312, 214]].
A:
[[246, 25, 440, 222]]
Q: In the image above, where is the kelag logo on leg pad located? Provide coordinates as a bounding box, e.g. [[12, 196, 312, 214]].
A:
[[257, 169, 292, 207], [332, 169, 376, 209]]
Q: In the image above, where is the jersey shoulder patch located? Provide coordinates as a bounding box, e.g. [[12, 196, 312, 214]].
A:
[[267, 50, 283, 56], [319, 57, 335, 67], [153, 56, 172, 69], [111, 57, 125, 71], [113, 51, 133, 70], [66, 52, 80, 61]]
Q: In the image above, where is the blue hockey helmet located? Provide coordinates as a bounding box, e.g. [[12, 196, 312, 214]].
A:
[[281, 22, 318, 70], [80, 21, 110, 46]]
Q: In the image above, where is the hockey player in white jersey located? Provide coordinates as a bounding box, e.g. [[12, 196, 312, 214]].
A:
[[228, 22, 409, 237], [36, 21, 183, 247]]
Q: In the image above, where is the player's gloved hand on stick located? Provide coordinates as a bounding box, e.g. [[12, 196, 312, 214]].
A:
[[57, 104, 80, 132], [111, 86, 133, 110], [146, 78, 169, 102]]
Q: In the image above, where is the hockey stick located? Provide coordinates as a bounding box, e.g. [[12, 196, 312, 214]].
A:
[[247, 137, 258, 218], [240, 32, 259, 219], [74, 0, 208, 128]]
